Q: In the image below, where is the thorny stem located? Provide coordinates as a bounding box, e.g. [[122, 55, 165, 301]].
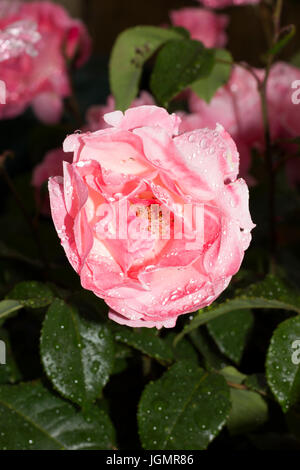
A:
[[226, 380, 269, 398], [0, 152, 49, 271], [257, 1, 274, 47], [259, 67, 277, 268], [273, 0, 283, 40]]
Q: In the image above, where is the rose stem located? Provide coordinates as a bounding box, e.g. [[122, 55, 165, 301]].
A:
[[257, 0, 284, 270]]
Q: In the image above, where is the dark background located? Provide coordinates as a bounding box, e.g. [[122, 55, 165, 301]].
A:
[[54, 0, 300, 64]]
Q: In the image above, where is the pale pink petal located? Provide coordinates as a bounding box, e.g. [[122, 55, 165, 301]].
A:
[[104, 105, 181, 136], [48, 176, 80, 272]]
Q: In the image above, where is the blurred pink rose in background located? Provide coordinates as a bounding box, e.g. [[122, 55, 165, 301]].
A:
[[184, 63, 300, 183], [0, 19, 41, 62], [198, 0, 260, 8], [170, 8, 228, 48], [49, 105, 254, 328], [184, 66, 265, 178], [267, 62, 300, 143], [0, 0, 91, 123], [267, 63, 300, 186]]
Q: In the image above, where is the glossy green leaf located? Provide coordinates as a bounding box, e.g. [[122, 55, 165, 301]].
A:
[[266, 316, 300, 412], [244, 373, 269, 395], [151, 39, 215, 107], [40, 299, 115, 407], [164, 332, 198, 364], [112, 342, 132, 375], [113, 326, 173, 364], [175, 275, 300, 345], [0, 382, 115, 450], [191, 49, 232, 102], [207, 309, 254, 364], [220, 366, 268, 434], [7, 281, 54, 309], [138, 361, 231, 450], [189, 329, 228, 370], [227, 389, 268, 435], [109, 26, 184, 110], [220, 366, 247, 385], [0, 300, 22, 326]]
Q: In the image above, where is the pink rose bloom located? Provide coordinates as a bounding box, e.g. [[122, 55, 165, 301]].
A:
[[0, 0, 91, 123], [189, 66, 266, 143], [170, 8, 228, 48], [32, 148, 73, 215], [179, 112, 252, 178], [267, 62, 300, 142], [49, 105, 254, 329], [32, 91, 155, 216], [86, 91, 155, 132], [267, 63, 300, 186], [0, 19, 41, 62], [186, 63, 300, 184], [198, 0, 260, 8]]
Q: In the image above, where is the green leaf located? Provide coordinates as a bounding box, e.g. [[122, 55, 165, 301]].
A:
[[113, 326, 173, 365], [0, 328, 22, 385], [7, 281, 54, 309], [220, 366, 247, 385], [220, 366, 268, 435], [109, 26, 184, 110], [227, 389, 268, 435], [189, 329, 228, 370], [40, 299, 115, 407], [191, 49, 232, 103], [175, 275, 300, 345], [151, 39, 215, 107], [244, 373, 269, 395], [112, 342, 132, 375], [0, 382, 115, 450], [164, 332, 198, 364], [266, 316, 300, 412], [207, 309, 254, 364], [266, 25, 296, 58], [0, 300, 22, 325], [138, 361, 231, 450], [168, 26, 190, 39]]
